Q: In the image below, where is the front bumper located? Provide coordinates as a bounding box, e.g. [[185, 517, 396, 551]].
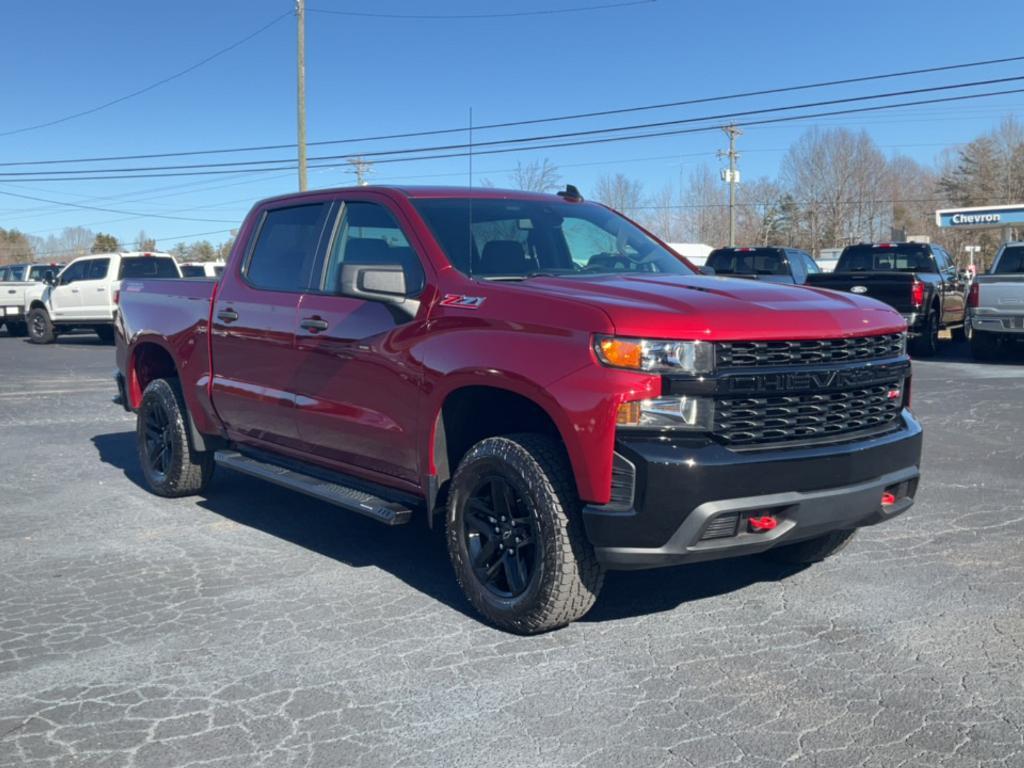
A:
[[585, 411, 923, 569]]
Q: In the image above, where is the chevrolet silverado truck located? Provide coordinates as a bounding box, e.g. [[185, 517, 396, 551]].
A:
[[806, 242, 968, 356], [705, 246, 821, 284], [0, 262, 63, 337], [113, 185, 923, 633], [25, 251, 180, 344], [968, 242, 1024, 360]]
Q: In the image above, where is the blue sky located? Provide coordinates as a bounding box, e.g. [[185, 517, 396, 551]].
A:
[[1, 0, 1023, 253]]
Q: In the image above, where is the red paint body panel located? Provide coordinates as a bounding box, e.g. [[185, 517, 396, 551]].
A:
[[115, 185, 909, 507]]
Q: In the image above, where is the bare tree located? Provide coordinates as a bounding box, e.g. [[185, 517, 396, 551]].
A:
[[135, 230, 157, 251], [510, 158, 561, 193], [678, 164, 729, 246], [594, 173, 644, 214]]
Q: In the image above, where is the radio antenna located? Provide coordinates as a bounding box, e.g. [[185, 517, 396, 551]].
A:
[[468, 107, 474, 277]]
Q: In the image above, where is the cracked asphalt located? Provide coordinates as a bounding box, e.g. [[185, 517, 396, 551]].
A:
[[1, 329, 1022, 768]]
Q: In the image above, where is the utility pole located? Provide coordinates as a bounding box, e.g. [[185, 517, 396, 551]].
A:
[[296, 0, 308, 191], [718, 125, 742, 246], [346, 156, 373, 186]]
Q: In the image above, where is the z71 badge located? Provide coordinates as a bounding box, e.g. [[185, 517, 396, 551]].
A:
[[440, 294, 486, 309]]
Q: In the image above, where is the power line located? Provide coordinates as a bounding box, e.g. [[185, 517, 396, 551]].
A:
[[29, 228, 236, 259], [2, 82, 1022, 182], [0, 188, 239, 223], [304, 1, 655, 20], [0, 11, 291, 138], [3, 52, 1024, 167]]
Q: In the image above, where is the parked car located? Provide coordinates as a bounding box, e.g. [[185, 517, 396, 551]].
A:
[[968, 242, 1024, 360], [25, 252, 180, 344], [114, 185, 922, 633], [806, 241, 968, 356], [179, 261, 225, 278], [705, 246, 820, 284], [0, 262, 64, 337]]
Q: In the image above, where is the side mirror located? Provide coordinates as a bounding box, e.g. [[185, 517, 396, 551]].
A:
[[699, 265, 716, 276], [339, 263, 419, 317]]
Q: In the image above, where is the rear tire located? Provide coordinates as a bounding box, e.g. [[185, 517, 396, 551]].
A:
[[137, 378, 214, 497], [95, 325, 115, 344], [910, 309, 939, 357], [761, 529, 857, 565], [446, 433, 604, 634], [970, 330, 1000, 361], [27, 308, 55, 344]]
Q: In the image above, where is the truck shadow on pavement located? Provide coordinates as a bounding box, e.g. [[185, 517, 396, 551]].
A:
[[92, 430, 805, 626]]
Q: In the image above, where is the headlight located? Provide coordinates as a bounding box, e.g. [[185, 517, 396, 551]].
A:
[[617, 396, 714, 431], [595, 336, 715, 375]]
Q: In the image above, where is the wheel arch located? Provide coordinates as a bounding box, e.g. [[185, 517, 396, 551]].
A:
[[129, 339, 213, 453]]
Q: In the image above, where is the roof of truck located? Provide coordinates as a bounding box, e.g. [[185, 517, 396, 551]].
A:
[[253, 185, 575, 208]]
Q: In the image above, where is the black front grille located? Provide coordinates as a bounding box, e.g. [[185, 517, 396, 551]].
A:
[[717, 333, 905, 368], [715, 380, 903, 447]]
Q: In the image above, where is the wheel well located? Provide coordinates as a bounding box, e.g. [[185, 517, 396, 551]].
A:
[[431, 386, 562, 518], [130, 343, 177, 407], [28, 300, 47, 312]]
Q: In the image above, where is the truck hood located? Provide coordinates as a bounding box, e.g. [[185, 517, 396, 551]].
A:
[[516, 274, 906, 340]]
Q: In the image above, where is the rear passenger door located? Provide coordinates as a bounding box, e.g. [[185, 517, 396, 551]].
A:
[[290, 196, 429, 485], [210, 201, 334, 450], [78, 258, 112, 319]]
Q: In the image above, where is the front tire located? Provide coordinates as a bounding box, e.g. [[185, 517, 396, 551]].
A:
[[910, 309, 939, 357], [137, 378, 214, 497], [761, 529, 857, 565], [27, 308, 55, 344], [446, 434, 604, 634]]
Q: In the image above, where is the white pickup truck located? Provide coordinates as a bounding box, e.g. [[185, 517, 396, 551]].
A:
[[969, 242, 1024, 360], [1, 262, 63, 337], [25, 251, 181, 344]]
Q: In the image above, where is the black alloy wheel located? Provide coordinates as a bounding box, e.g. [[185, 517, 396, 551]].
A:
[[462, 475, 539, 598], [143, 397, 174, 482]]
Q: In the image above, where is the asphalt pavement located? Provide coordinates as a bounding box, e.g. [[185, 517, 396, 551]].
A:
[[1, 328, 1021, 767]]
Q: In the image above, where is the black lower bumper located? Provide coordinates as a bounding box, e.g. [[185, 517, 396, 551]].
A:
[[584, 412, 923, 570]]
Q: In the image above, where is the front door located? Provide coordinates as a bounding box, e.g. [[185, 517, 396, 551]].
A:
[[77, 258, 112, 319], [210, 201, 334, 451], [49, 260, 87, 319], [291, 199, 429, 485]]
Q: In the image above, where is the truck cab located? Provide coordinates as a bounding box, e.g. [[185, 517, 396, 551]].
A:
[[705, 246, 820, 284], [25, 251, 180, 344], [968, 241, 1024, 359], [1, 262, 64, 337]]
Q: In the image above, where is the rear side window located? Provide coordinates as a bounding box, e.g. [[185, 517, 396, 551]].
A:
[[707, 248, 788, 276], [994, 246, 1024, 274], [246, 203, 330, 292], [837, 245, 934, 273], [85, 259, 110, 280], [118, 257, 179, 279]]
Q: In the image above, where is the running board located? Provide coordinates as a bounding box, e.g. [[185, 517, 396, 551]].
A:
[[214, 450, 412, 526]]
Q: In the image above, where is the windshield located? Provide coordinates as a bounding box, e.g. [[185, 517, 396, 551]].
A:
[[994, 246, 1024, 274], [118, 257, 180, 279], [836, 244, 934, 273], [707, 248, 788, 276], [411, 197, 693, 279]]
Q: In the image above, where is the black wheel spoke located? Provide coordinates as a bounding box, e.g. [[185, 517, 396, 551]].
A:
[[503, 551, 527, 594], [490, 479, 513, 519], [472, 536, 499, 570]]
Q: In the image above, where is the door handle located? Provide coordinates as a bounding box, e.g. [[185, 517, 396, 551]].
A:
[[217, 308, 239, 323], [300, 317, 329, 332], [71, 288, 79, 293]]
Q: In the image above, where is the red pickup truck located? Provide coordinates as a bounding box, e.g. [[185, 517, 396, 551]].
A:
[[114, 185, 923, 633]]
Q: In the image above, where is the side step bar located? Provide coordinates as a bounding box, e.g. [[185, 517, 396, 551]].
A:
[[214, 450, 412, 526]]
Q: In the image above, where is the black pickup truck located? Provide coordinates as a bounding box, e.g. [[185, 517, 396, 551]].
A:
[[807, 242, 968, 356]]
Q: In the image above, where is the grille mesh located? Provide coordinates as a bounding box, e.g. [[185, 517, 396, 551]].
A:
[[717, 334, 905, 368], [715, 381, 902, 447]]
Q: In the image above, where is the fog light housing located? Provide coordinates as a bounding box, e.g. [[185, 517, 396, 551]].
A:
[[616, 395, 714, 431]]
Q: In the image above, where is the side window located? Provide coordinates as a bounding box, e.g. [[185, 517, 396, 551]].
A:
[[786, 250, 805, 282], [802, 253, 821, 274], [84, 259, 110, 281], [323, 202, 425, 296], [930, 248, 947, 272], [59, 261, 87, 285], [245, 203, 330, 292]]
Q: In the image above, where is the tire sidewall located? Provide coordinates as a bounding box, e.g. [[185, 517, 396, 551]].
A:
[[27, 308, 53, 344]]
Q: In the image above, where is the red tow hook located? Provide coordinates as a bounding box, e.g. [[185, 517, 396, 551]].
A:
[[748, 515, 778, 533], [881, 491, 897, 507]]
